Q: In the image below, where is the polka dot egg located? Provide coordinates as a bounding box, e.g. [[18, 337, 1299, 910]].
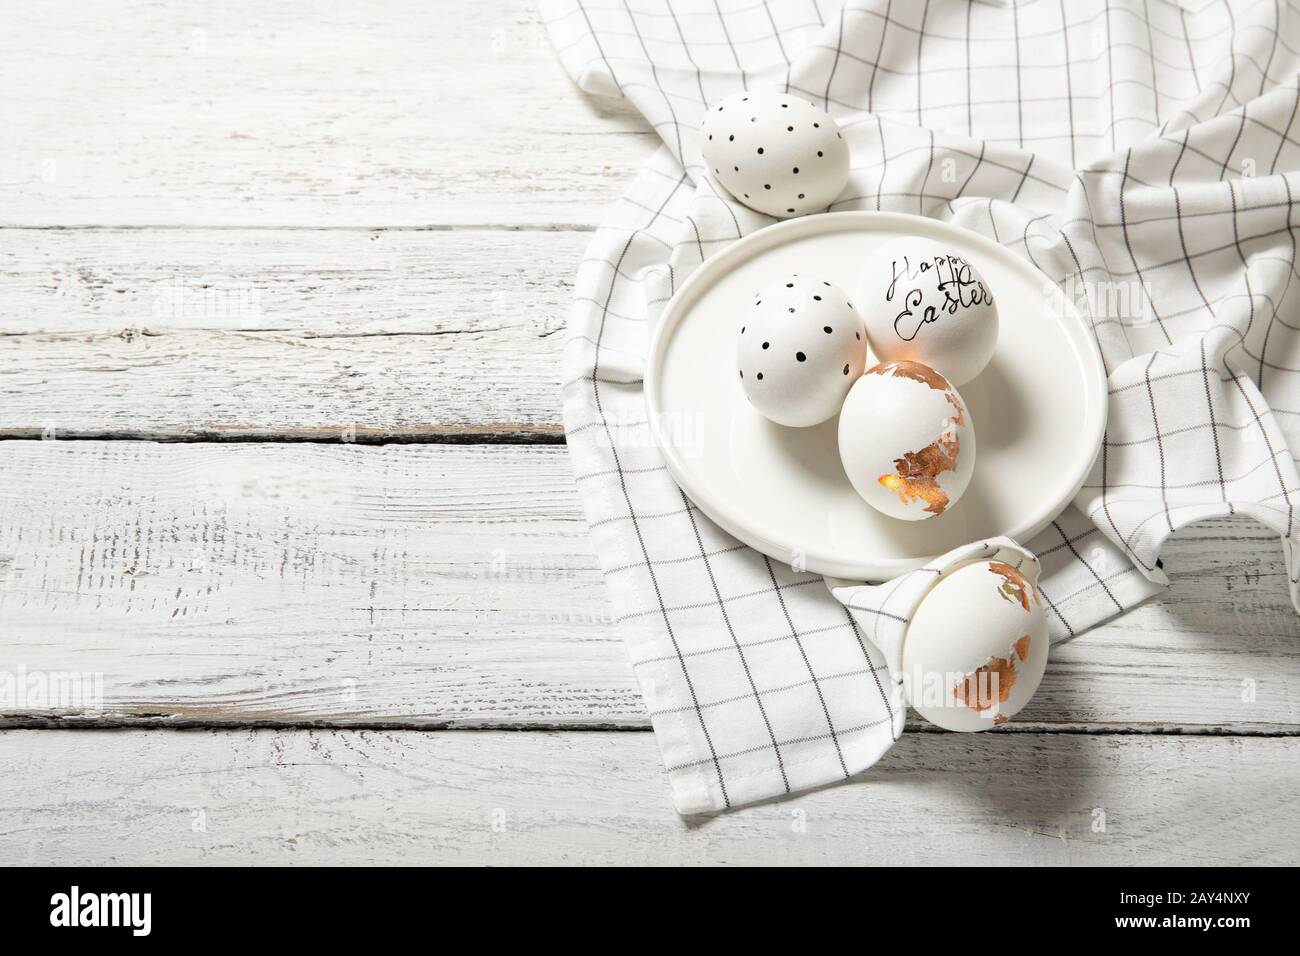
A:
[[736, 275, 867, 427], [701, 90, 850, 219]]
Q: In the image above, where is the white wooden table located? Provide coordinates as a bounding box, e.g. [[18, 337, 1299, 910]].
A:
[[1, 0, 1297, 865]]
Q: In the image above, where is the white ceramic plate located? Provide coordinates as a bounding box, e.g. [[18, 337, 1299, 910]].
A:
[[645, 212, 1107, 580]]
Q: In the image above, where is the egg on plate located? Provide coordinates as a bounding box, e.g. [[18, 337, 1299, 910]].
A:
[[856, 236, 998, 386], [837, 360, 975, 520], [736, 275, 867, 427]]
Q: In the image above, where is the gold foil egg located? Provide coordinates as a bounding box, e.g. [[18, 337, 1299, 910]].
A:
[[900, 559, 1049, 731]]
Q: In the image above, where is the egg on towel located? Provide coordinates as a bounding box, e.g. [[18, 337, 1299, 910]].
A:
[[856, 236, 998, 386], [900, 558, 1049, 731], [701, 90, 850, 219], [837, 360, 974, 519], [736, 275, 867, 427]]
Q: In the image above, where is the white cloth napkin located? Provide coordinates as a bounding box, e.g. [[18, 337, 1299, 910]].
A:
[[542, 0, 1300, 815]]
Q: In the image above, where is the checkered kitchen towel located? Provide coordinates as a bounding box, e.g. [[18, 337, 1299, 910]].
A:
[[544, 0, 1300, 814]]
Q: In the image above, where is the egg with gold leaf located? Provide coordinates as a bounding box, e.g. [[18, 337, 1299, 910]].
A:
[[899, 558, 1049, 731], [837, 360, 975, 521]]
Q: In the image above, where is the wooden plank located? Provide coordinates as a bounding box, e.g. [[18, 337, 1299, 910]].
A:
[[2, 440, 1297, 730], [0, 228, 584, 439], [0, 729, 1294, 864], [0, 0, 654, 227]]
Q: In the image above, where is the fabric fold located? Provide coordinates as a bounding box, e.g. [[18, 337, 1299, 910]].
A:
[[543, 0, 1300, 814]]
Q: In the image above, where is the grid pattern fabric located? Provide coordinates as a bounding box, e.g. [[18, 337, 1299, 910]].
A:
[[543, 0, 1300, 814]]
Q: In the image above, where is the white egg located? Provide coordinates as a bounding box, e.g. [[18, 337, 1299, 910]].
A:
[[856, 237, 998, 386], [701, 91, 850, 219], [736, 275, 867, 427], [837, 360, 975, 519], [900, 559, 1049, 731]]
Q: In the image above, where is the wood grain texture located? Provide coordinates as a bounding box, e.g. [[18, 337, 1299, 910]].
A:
[[3, 0, 1297, 858], [2, 440, 1296, 731], [0, 729, 1294, 864], [0, 228, 584, 438], [0, 0, 653, 227]]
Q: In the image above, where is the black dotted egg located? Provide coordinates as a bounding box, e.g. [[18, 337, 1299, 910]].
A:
[[701, 90, 851, 221], [735, 274, 869, 427]]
